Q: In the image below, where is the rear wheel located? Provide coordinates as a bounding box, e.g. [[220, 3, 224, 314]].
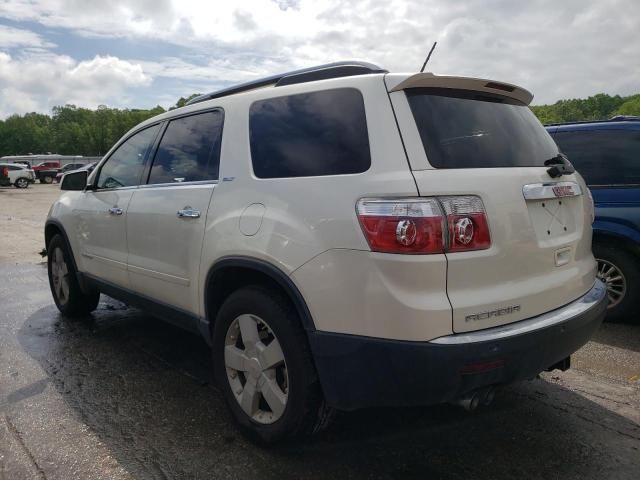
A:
[[212, 286, 332, 443], [47, 234, 100, 317], [14, 177, 29, 188], [594, 242, 639, 322]]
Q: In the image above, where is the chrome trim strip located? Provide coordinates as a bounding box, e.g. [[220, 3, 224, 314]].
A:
[[522, 181, 582, 200], [138, 180, 218, 189], [430, 280, 606, 345]]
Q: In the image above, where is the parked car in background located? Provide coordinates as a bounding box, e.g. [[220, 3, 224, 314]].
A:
[[46, 62, 606, 442], [56, 162, 97, 184], [33, 161, 62, 183], [0, 162, 36, 188], [54, 163, 89, 183], [547, 116, 640, 321]]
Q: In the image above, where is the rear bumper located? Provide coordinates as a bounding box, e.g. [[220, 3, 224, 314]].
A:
[[308, 280, 607, 411]]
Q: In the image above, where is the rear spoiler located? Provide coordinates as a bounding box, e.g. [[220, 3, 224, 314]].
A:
[[388, 73, 533, 106]]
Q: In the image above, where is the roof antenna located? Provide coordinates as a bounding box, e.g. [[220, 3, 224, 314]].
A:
[[420, 41, 438, 73]]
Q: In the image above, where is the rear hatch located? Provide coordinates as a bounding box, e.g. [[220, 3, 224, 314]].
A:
[[388, 74, 596, 333]]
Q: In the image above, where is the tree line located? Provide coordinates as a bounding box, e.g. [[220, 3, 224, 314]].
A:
[[0, 95, 199, 158], [1, 92, 638, 158]]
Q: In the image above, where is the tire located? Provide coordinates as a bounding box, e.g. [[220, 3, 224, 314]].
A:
[[593, 242, 639, 322], [42, 175, 53, 184], [212, 286, 332, 444], [47, 234, 100, 317], [14, 177, 29, 189]]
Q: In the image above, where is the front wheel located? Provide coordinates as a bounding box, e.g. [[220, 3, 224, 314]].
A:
[[42, 175, 54, 184], [212, 286, 332, 443], [14, 177, 29, 188], [594, 242, 639, 322], [47, 234, 100, 317]]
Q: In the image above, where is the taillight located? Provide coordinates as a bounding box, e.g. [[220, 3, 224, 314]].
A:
[[2, 166, 7, 177], [356, 196, 491, 254], [439, 196, 491, 252], [356, 198, 445, 254]]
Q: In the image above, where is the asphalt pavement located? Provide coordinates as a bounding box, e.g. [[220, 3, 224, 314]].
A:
[[1, 263, 639, 479]]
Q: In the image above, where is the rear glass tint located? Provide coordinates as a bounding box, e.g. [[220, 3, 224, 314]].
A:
[[249, 88, 371, 178], [551, 129, 640, 186], [148, 110, 223, 184], [406, 88, 559, 169]]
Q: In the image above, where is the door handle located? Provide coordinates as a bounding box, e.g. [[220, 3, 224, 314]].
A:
[[109, 207, 123, 215], [177, 206, 201, 218]]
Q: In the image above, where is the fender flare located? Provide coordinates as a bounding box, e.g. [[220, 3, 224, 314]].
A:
[[44, 219, 80, 274], [204, 256, 317, 332]]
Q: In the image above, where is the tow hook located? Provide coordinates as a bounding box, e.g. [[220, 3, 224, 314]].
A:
[[452, 387, 495, 411]]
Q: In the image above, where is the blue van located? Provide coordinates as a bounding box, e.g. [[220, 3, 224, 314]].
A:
[[547, 116, 640, 321]]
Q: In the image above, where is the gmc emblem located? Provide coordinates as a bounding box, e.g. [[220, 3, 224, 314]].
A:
[[552, 185, 575, 197]]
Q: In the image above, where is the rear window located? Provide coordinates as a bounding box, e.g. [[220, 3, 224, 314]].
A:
[[406, 88, 558, 169], [249, 88, 371, 178], [148, 110, 223, 184], [551, 129, 640, 186]]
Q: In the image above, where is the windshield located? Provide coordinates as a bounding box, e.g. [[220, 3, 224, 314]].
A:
[[406, 88, 559, 168]]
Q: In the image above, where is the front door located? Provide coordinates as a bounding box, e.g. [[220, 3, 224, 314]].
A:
[[126, 109, 223, 315], [75, 124, 161, 287]]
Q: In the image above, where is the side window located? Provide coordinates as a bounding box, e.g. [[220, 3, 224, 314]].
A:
[[97, 124, 160, 189], [148, 110, 223, 185], [249, 88, 371, 178], [552, 129, 640, 186]]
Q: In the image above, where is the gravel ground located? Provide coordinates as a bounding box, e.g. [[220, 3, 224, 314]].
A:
[[0, 183, 60, 264], [0, 184, 638, 479]]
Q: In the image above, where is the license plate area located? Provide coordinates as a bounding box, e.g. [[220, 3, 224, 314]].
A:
[[527, 196, 580, 241], [523, 181, 582, 243]]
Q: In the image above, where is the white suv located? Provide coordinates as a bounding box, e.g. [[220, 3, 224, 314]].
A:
[[45, 61, 607, 443], [0, 162, 36, 188]]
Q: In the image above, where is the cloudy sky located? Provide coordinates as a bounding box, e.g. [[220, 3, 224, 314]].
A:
[[0, 0, 639, 118]]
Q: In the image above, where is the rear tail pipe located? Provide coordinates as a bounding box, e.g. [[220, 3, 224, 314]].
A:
[[453, 387, 495, 411]]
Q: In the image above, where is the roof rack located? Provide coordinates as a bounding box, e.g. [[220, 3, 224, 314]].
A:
[[546, 115, 640, 127], [609, 115, 640, 121], [186, 61, 387, 106]]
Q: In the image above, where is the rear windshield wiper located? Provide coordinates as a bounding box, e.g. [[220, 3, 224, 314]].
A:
[[544, 153, 575, 178]]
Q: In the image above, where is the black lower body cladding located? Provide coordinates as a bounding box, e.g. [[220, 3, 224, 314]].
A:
[[308, 281, 607, 411]]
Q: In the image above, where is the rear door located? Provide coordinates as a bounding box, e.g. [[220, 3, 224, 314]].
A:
[[126, 109, 223, 315], [389, 77, 596, 333]]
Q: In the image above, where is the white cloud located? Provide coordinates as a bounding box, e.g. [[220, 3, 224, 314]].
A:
[[0, 52, 151, 117], [0, 24, 55, 48], [0, 0, 639, 114]]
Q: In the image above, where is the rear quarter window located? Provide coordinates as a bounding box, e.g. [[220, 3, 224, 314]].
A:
[[551, 129, 640, 186], [249, 88, 371, 178]]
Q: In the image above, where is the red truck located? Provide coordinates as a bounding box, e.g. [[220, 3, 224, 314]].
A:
[[32, 161, 61, 183]]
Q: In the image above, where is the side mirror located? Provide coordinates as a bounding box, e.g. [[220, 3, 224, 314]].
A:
[[61, 170, 88, 191]]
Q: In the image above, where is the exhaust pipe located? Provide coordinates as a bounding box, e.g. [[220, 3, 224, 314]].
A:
[[453, 393, 481, 411], [452, 387, 495, 411]]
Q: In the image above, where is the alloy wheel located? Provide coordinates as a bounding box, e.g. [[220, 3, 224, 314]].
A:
[[224, 313, 288, 424], [51, 247, 70, 307], [16, 178, 28, 188], [596, 258, 626, 309]]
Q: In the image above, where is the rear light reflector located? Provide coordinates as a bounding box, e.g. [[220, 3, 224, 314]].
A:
[[460, 358, 504, 375], [356, 199, 445, 254], [357, 196, 491, 254], [439, 196, 491, 252]]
